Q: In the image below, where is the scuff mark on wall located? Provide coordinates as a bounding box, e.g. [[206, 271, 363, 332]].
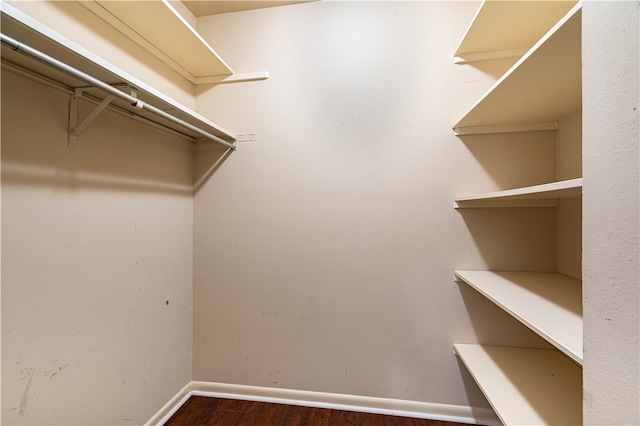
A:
[[44, 362, 70, 379], [19, 367, 35, 416]]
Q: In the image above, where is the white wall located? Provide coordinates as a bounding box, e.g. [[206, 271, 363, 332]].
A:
[[1, 70, 194, 424], [583, 1, 639, 423], [192, 1, 559, 410]]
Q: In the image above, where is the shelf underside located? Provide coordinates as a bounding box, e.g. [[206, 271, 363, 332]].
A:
[[455, 270, 582, 363], [454, 344, 582, 426], [454, 4, 582, 134], [454, 178, 582, 208]]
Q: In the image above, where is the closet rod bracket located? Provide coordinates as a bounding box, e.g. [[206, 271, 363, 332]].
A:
[[2, 32, 237, 150], [68, 88, 115, 148]]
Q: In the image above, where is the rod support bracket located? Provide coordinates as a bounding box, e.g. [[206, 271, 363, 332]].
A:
[[68, 91, 115, 148]]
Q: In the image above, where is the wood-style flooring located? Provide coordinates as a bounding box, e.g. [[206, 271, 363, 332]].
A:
[[164, 396, 471, 426]]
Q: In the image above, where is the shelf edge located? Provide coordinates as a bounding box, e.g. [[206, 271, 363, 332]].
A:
[[454, 199, 559, 209], [454, 178, 583, 208], [454, 121, 558, 136], [454, 48, 527, 65], [195, 71, 270, 86]]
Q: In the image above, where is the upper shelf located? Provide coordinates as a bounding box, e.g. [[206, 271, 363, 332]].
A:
[[455, 270, 582, 364], [454, 0, 578, 64], [79, 0, 232, 82], [453, 3, 582, 135], [454, 178, 582, 208], [1, 1, 236, 145]]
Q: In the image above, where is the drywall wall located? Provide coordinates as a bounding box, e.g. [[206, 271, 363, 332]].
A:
[[1, 70, 194, 424], [192, 1, 559, 411], [583, 1, 639, 423], [5, 0, 195, 108]]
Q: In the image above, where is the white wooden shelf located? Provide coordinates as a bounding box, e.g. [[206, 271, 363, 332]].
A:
[[454, 344, 582, 426], [80, 0, 232, 82], [454, 1, 577, 64], [454, 271, 582, 364], [454, 178, 582, 208], [1, 2, 236, 145], [453, 3, 582, 135]]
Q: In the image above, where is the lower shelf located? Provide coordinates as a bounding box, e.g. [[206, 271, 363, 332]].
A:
[[454, 270, 583, 364], [454, 344, 582, 426]]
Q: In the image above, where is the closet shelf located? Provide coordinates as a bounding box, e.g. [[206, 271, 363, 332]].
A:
[[454, 178, 582, 208], [454, 344, 582, 426], [453, 3, 582, 135], [0, 2, 237, 147], [79, 0, 233, 83], [454, 0, 577, 64], [455, 271, 582, 364]]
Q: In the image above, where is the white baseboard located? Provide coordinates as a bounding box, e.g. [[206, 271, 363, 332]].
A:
[[146, 381, 500, 426], [145, 382, 193, 426]]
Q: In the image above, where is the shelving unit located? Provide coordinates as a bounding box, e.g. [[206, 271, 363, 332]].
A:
[[452, 2, 584, 424], [454, 345, 582, 426], [454, 271, 582, 364], [454, 1, 577, 64], [1, 1, 236, 146], [453, 3, 582, 135], [454, 178, 582, 208], [80, 0, 232, 80], [78, 0, 269, 86]]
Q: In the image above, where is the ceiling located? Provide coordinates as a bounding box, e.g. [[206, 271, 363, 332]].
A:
[[181, 1, 316, 17]]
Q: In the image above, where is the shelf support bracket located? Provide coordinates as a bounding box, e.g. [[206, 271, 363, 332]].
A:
[[68, 88, 115, 148]]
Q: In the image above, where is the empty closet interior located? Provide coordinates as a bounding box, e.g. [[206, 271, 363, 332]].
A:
[[1, 1, 638, 425]]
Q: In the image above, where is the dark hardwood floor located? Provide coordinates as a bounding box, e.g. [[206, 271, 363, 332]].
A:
[[164, 396, 472, 426]]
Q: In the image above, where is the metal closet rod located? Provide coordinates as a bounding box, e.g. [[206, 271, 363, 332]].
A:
[[0, 33, 237, 150]]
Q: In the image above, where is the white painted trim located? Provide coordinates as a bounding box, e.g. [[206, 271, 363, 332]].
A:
[[166, 0, 197, 29], [145, 382, 193, 426], [146, 381, 501, 426]]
